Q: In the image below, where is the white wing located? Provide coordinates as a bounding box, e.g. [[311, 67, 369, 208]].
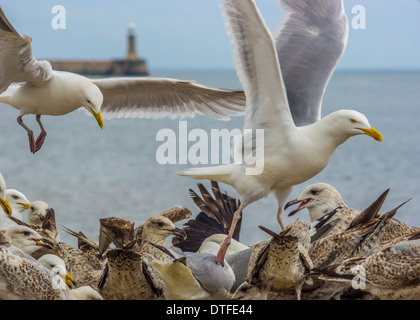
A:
[[92, 77, 246, 121], [220, 0, 295, 136], [0, 8, 52, 94], [274, 0, 348, 126]]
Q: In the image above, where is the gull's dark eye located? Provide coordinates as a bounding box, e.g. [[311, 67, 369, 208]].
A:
[[23, 231, 30, 236], [310, 189, 318, 195], [87, 99, 92, 104], [12, 195, 19, 200], [157, 222, 164, 227]]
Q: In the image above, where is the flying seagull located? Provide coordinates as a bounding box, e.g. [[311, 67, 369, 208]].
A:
[[0, 8, 246, 153], [179, 0, 382, 264]]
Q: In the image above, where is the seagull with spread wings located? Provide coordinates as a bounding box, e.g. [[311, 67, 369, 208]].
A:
[[180, 0, 383, 264], [0, 8, 246, 153]]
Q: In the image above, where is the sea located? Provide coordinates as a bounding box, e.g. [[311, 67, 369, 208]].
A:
[[0, 69, 419, 247]]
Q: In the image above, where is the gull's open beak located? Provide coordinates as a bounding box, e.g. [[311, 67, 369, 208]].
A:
[[172, 227, 187, 240], [0, 198, 12, 217], [360, 127, 383, 142], [284, 198, 313, 217], [33, 237, 55, 249]]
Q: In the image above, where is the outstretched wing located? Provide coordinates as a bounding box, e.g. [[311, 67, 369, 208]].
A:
[[274, 0, 348, 126], [92, 77, 246, 120], [0, 8, 52, 93], [221, 0, 295, 138]]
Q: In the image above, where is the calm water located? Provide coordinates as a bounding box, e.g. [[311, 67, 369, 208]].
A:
[[0, 70, 419, 246]]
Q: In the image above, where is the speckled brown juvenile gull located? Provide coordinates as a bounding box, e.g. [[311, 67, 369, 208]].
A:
[[309, 205, 400, 269], [316, 237, 420, 300], [134, 215, 186, 262], [98, 248, 164, 300], [3, 225, 56, 257], [286, 183, 418, 245], [246, 220, 312, 300], [0, 232, 71, 300], [57, 241, 105, 289], [285, 183, 389, 240]]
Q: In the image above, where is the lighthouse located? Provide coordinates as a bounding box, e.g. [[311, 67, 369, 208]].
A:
[[48, 22, 149, 75], [126, 23, 138, 61]]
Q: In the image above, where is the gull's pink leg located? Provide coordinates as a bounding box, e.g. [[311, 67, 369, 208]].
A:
[[216, 206, 243, 266], [34, 115, 47, 153], [274, 188, 292, 231], [277, 207, 286, 231], [17, 115, 36, 153]]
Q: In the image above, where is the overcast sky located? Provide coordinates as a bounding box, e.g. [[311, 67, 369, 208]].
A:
[[2, 0, 420, 71]]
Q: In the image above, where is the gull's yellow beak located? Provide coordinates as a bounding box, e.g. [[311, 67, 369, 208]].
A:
[[17, 202, 31, 210], [0, 198, 12, 217], [93, 110, 104, 129], [361, 127, 383, 142], [64, 272, 75, 288]]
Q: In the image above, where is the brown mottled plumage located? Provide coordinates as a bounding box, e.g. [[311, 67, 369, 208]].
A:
[[98, 217, 135, 257], [316, 237, 420, 300], [285, 183, 389, 240], [309, 205, 399, 269], [0, 237, 70, 300], [246, 221, 312, 300], [57, 242, 104, 289], [159, 207, 192, 224], [0, 248, 62, 299], [286, 183, 417, 246], [98, 249, 164, 300]]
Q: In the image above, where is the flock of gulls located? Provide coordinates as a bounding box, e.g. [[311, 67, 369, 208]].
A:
[[0, 0, 418, 300]]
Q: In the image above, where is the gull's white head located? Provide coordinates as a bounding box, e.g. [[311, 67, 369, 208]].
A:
[[284, 183, 347, 222], [38, 254, 75, 288], [81, 82, 104, 129], [5, 225, 55, 254], [0, 173, 12, 217], [27, 201, 49, 227], [329, 110, 383, 142], [6, 189, 31, 216]]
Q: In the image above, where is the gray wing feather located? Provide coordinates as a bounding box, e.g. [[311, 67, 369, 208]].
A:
[[92, 77, 246, 120], [0, 8, 52, 93], [184, 252, 235, 294], [274, 0, 348, 126]]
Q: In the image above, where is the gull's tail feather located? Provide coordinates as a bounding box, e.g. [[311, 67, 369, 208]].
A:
[[178, 164, 234, 184]]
